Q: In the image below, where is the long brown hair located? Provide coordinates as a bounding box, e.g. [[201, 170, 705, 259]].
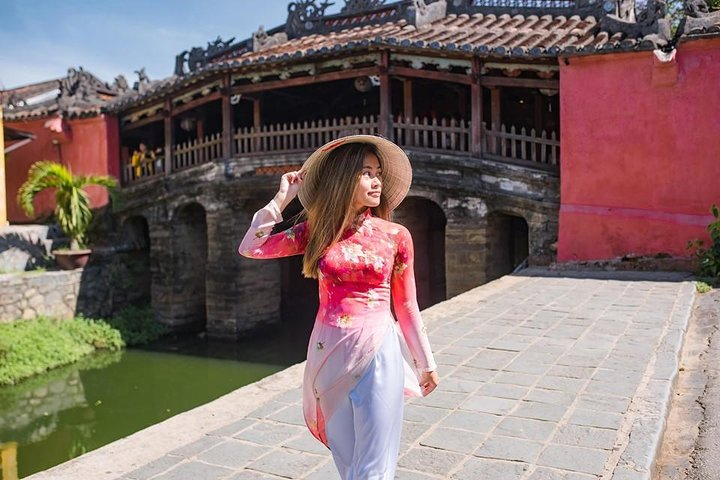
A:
[[301, 142, 390, 278]]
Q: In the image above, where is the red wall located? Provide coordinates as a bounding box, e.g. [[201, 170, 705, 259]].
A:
[[558, 38, 720, 262], [5, 114, 119, 223]]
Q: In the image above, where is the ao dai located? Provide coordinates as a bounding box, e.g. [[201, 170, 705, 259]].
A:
[[238, 200, 436, 447]]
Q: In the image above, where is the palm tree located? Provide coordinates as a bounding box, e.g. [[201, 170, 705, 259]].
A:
[[18, 161, 117, 250]]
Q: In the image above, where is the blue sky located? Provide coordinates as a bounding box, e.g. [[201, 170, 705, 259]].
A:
[[0, 0, 345, 90]]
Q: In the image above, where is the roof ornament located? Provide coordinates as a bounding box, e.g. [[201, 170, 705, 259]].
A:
[[174, 36, 235, 76], [286, 0, 335, 38], [5, 93, 27, 110], [600, 0, 671, 46], [341, 0, 386, 13], [253, 25, 289, 52], [680, 0, 720, 34], [112, 75, 131, 93], [133, 68, 152, 94], [406, 0, 448, 28]]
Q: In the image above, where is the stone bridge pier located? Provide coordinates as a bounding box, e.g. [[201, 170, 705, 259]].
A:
[[116, 152, 559, 339]]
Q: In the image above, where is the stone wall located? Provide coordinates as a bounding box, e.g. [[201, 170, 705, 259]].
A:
[[114, 150, 560, 338], [0, 247, 150, 324]]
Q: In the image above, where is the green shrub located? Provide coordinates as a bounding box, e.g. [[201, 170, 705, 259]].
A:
[[688, 204, 720, 281], [0, 317, 124, 386], [105, 305, 168, 346]]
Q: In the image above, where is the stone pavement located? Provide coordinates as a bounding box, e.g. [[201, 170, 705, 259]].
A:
[[28, 269, 695, 480]]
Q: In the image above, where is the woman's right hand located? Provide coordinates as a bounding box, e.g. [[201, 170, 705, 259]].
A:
[[274, 171, 304, 211]]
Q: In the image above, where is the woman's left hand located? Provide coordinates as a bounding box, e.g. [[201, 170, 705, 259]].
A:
[[420, 371, 439, 396]]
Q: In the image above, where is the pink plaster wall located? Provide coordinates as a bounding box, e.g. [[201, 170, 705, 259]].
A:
[[558, 38, 720, 262], [5, 114, 119, 223]]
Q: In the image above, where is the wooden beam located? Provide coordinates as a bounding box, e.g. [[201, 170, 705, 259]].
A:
[[402, 79, 413, 120], [231, 66, 380, 95], [388, 65, 472, 85], [379, 51, 391, 139], [470, 58, 482, 155], [121, 113, 164, 131], [171, 91, 222, 117], [480, 76, 558, 89], [221, 75, 234, 158], [163, 98, 174, 175]]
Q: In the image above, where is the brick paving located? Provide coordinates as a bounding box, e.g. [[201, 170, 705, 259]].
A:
[[29, 269, 695, 480]]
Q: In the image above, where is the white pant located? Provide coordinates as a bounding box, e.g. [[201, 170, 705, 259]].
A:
[[325, 325, 405, 480]]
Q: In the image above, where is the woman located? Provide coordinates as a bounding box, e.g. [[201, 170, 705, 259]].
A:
[[238, 135, 439, 479]]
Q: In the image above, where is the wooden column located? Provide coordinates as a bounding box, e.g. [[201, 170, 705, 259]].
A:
[[0, 107, 7, 226], [403, 78, 413, 121], [253, 98, 261, 128], [533, 92, 543, 134], [470, 58, 483, 155], [490, 87, 501, 130], [221, 75, 234, 158], [379, 50, 392, 139], [163, 98, 174, 174], [489, 87, 501, 153]]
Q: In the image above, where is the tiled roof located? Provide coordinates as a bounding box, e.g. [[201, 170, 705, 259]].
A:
[[2, 68, 121, 121], [215, 13, 617, 66], [106, 2, 719, 113]]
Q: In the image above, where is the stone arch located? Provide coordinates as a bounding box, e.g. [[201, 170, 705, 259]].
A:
[[485, 210, 530, 282], [170, 202, 208, 330], [394, 196, 447, 309], [119, 215, 151, 305], [278, 198, 318, 343]]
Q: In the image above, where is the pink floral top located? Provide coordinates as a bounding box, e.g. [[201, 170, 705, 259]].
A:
[[238, 199, 436, 446]]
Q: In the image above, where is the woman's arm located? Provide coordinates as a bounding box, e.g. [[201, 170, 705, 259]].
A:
[[238, 171, 308, 259], [391, 225, 439, 395]]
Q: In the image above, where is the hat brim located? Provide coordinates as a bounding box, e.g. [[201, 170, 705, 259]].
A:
[[297, 135, 412, 211]]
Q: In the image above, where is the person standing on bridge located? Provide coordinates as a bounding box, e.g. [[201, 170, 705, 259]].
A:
[[238, 135, 439, 479]]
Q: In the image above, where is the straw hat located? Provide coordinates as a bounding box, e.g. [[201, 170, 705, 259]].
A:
[[297, 135, 412, 211]]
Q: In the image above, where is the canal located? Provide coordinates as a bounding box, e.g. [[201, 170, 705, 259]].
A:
[[0, 325, 310, 479]]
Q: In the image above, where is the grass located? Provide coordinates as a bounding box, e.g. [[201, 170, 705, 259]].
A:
[[0, 306, 168, 386], [0, 316, 123, 386]]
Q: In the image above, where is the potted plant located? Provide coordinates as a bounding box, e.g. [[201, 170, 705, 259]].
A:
[[18, 161, 117, 270]]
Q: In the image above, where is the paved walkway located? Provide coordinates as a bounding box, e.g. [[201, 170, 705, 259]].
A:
[[28, 269, 695, 480]]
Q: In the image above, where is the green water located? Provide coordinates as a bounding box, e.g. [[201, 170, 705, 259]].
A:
[[0, 345, 289, 479]]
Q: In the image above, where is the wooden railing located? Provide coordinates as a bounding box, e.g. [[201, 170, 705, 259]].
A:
[[483, 123, 559, 166], [234, 116, 378, 155], [172, 132, 223, 171], [121, 117, 559, 185], [394, 116, 471, 153], [122, 155, 165, 184]]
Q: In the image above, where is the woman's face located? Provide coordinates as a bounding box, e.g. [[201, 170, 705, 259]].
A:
[[351, 152, 382, 211]]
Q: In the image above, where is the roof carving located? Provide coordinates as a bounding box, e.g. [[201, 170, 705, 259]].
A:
[[2, 67, 123, 120], [600, 0, 671, 46], [680, 0, 720, 35]]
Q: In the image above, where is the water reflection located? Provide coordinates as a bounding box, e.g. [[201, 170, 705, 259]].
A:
[[0, 348, 281, 478]]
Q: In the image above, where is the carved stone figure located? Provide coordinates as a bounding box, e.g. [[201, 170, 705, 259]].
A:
[[112, 75, 130, 93], [341, 0, 386, 13], [600, 0, 671, 46], [682, 0, 720, 33], [134, 68, 151, 94], [253, 25, 289, 52], [286, 0, 335, 38], [175, 51, 188, 76], [206, 36, 235, 57], [406, 0, 448, 28], [188, 47, 207, 72]]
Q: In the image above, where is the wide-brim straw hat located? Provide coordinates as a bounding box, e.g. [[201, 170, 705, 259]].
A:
[[298, 135, 412, 211]]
